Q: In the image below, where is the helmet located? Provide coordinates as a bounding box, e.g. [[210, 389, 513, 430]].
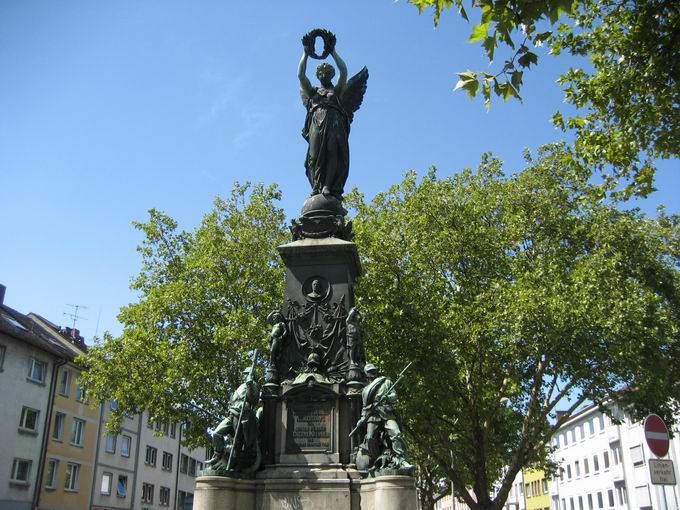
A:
[[364, 363, 378, 374]]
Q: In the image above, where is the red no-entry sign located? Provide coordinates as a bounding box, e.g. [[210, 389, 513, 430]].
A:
[[644, 414, 670, 458]]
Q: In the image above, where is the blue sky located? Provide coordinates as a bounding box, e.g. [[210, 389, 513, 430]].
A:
[[1, 1, 678, 341]]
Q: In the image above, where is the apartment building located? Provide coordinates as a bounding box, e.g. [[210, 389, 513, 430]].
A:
[[30, 315, 101, 510], [90, 402, 141, 510], [524, 469, 550, 510], [133, 415, 207, 510], [551, 403, 679, 510], [0, 284, 217, 510], [0, 286, 78, 510]]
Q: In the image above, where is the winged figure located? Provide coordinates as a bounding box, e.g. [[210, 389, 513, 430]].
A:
[[298, 38, 368, 200]]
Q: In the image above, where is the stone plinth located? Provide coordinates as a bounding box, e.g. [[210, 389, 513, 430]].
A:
[[194, 471, 417, 510]]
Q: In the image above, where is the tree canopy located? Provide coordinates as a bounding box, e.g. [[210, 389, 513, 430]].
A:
[[346, 143, 680, 510], [79, 183, 288, 445], [410, 0, 680, 197]]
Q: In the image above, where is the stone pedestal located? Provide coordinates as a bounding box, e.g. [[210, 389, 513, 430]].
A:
[[194, 472, 418, 510], [195, 235, 418, 510]]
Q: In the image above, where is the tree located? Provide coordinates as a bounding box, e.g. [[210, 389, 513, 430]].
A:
[[409, 0, 680, 197], [79, 183, 288, 446], [346, 143, 680, 510]]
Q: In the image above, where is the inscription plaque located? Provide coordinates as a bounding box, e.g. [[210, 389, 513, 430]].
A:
[[287, 402, 333, 452]]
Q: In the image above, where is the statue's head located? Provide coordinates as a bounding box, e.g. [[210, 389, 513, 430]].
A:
[[268, 310, 283, 324], [364, 363, 378, 380], [316, 63, 335, 84], [307, 352, 322, 372], [348, 307, 360, 322], [242, 368, 252, 381], [311, 279, 322, 293]]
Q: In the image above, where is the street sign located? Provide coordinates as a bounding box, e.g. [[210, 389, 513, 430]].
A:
[[650, 459, 677, 485], [644, 414, 670, 458]]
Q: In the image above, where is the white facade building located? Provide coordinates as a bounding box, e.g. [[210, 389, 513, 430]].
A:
[[0, 295, 77, 510], [551, 403, 679, 510]]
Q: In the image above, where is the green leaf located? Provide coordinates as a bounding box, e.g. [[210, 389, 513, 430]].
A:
[[469, 22, 490, 43], [518, 52, 538, 68], [483, 35, 497, 61], [511, 71, 523, 90]]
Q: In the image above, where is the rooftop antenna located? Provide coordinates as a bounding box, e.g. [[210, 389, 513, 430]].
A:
[[63, 304, 88, 329]]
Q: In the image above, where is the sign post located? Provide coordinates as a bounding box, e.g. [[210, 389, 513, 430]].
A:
[[645, 414, 670, 458], [644, 414, 675, 510]]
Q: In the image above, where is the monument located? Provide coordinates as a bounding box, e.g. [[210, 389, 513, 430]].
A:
[[194, 29, 418, 510]]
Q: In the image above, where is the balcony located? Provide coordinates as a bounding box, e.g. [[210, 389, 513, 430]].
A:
[[611, 463, 625, 482], [607, 426, 621, 443]]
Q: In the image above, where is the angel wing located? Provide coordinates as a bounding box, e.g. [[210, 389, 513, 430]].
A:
[[341, 66, 369, 124]]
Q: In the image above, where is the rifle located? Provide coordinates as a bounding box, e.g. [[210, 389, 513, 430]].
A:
[[348, 361, 413, 438], [226, 350, 259, 470]]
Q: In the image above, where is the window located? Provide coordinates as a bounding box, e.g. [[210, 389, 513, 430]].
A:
[[117, 475, 128, 498], [105, 434, 117, 453], [607, 489, 614, 508], [64, 462, 80, 491], [155, 421, 161, 431], [560, 433, 566, 448], [121, 435, 131, 457], [630, 445, 644, 465], [142, 482, 154, 504], [145, 445, 157, 466], [110, 400, 119, 411], [597, 492, 604, 509], [567, 464, 572, 480], [19, 406, 40, 432], [542, 479, 548, 493], [10, 458, 31, 483], [570, 497, 575, 510], [71, 418, 85, 446], [59, 368, 71, 396], [584, 457, 590, 475], [603, 451, 610, 469], [587, 494, 593, 510], [589, 418, 595, 436], [180, 453, 189, 473], [617, 486, 628, 505], [75, 382, 86, 402], [163, 421, 169, 435], [179, 490, 188, 509], [575, 460, 581, 477], [52, 412, 65, 440], [636, 485, 651, 507], [593, 454, 600, 472], [526, 483, 532, 497], [45, 459, 58, 489], [162, 451, 173, 471], [189, 457, 197, 476], [571, 429, 576, 443], [579, 496, 584, 510], [101, 472, 112, 495], [170, 422, 177, 438], [560, 467, 565, 481], [598, 414, 605, 432], [0, 344, 5, 369], [612, 444, 622, 465], [27, 357, 46, 383], [562, 499, 566, 510], [147, 415, 153, 428], [160, 486, 171, 506]]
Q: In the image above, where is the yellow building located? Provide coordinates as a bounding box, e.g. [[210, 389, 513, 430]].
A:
[[30, 316, 101, 510], [523, 469, 550, 510]]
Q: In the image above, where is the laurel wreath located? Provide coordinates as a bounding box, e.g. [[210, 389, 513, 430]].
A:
[[302, 29, 336, 60]]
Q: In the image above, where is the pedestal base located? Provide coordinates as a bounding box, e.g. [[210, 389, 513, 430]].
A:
[[194, 470, 417, 510]]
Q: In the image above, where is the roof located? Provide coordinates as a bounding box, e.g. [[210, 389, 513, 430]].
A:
[[28, 312, 88, 356], [0, 304, 80, 361]]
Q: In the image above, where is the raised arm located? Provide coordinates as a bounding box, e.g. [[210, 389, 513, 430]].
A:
[[331, 49, 347, 94], [298, 51, 314, 98]]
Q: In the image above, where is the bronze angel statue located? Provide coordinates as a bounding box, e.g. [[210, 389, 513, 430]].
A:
[[298, 29, 368, 200]]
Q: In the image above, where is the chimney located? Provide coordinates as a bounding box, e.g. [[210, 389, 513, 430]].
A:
[[0, 284, 5, 306], [71, 328, 80, 339], [555, 410, 567, 421]]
